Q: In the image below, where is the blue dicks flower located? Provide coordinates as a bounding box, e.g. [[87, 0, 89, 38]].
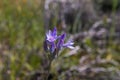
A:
[[57, 33, 66, 50], [46, 27, 57, 42], [49, 42, 55, 53], [44, 27, 74, 59], [44, 40, 56, 54], [57, 33, 74, 50], [44, 27, 57, 53]]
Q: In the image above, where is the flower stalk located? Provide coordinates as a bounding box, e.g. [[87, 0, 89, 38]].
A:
[[43, 27, 74, 80]]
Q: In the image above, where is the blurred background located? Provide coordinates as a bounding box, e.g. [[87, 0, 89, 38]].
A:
[[0, 0, 120, 80]]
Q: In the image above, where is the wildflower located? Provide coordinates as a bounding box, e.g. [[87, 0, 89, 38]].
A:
[[57, 33, 74, 51], [46, 27, 57, 42], [44, 27, 74, 59], [43, 27, 74, 80], [44, 40, 56, 54], [49, 42, 55, 53], [44, 27, 57, 53]]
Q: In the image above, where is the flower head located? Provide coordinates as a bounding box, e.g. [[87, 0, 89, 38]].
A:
[[57, 33, 74, 50], [44, 39, 56, 54], [44, 27, 74, 59], [46, 27, 57, 42]]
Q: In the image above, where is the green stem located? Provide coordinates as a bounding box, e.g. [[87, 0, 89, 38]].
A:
[[46, 55, 52, 80]]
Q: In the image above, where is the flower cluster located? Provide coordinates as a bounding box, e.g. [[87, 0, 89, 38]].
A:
[[44, 27, 74, 58]]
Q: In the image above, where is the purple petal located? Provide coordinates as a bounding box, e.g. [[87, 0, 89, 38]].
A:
[[57, 37, 64, 50], [63, 40, 74, 49], [46, 30, 52, 39], [48, 30, 52, 36], [57, 34, 65, 49], [63, 40, 74, 46], [50, 42, 55, 53], [57, 40, 62, 50], [60, 33, 66, 40], [66, 46, 74, 49], [52, 27, 57, 37], [56, 33, 66, 50]]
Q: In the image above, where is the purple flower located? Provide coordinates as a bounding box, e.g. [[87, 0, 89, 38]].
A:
[[57, 33, 74, 50], [44, 40, 56, 53], [44, 27, 57, 53], [44, 27, 74, 59], [49, 42, 56, 53], [46, 27, 57, 42], [57, 33, 66, 50]]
